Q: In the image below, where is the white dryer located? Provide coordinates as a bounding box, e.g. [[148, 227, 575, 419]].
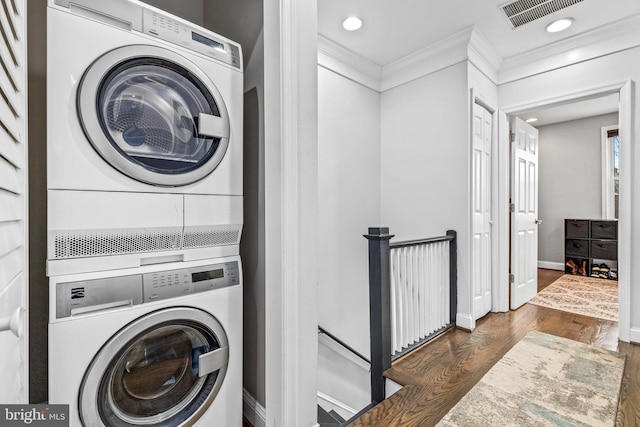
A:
[[48, 256, 242, 427], [47, 0, 244, 276]]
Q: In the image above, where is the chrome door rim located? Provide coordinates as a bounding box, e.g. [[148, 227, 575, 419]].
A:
[[77, 45, 231, 187], [79, 307, 229, 427]]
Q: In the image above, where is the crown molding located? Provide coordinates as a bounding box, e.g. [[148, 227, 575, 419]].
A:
[[317, 14, 640, 92], [467, 27, 503, 84], [380, 27, 473, 91], [317, 35, 382, 91], [380, 26, 502, 91], [317, 26, 502, 93], [498, 13, 640, 84]]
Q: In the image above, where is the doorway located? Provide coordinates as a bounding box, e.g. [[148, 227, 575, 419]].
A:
[[522, 107, 620, 323], [496, 84, 630, 341]]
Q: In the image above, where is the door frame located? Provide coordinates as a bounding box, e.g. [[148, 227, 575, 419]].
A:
[[494, 81, 632, 342]]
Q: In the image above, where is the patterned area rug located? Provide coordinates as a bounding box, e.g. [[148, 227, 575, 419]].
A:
[[528, 274, 618, 322], [436, 331, 626, 426]]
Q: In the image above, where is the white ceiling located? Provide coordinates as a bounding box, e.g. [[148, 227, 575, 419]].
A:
[[318, 1, 637, 125], [317, 0, 640, 66], [516, 93, 619, 127], [147, 1, 632, 125]]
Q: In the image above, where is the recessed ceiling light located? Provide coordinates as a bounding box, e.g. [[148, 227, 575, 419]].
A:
[[545, 18, 573, 33], [342, 16, 363, 31], [525, 117, 538, 123]]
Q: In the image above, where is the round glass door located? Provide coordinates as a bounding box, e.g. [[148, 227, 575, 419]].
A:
[[77, 45, 231, 187], [80, 308, 229, 427]]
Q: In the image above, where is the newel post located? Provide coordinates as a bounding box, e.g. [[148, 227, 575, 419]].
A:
[[364, 227, 394, 404], [447, 229, 457, 325]]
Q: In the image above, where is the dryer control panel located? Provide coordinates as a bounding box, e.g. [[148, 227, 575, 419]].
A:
[[53, 0, 242, 70], [142, 9, 242, 70], [55, 261, 240, 319]]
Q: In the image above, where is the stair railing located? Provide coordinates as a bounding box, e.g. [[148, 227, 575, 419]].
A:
[[364, 227, 457, 404]]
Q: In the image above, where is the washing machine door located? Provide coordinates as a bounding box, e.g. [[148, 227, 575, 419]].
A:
[[77, 45, 231, 187], [79, 307, 229, 427]]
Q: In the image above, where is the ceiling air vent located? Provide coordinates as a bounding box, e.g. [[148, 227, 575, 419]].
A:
[[500, 0, 583, 29]]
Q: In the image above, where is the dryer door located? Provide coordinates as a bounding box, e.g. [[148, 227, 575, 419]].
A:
[[77, 45, 231, 187], [79, 307, 229, 427]]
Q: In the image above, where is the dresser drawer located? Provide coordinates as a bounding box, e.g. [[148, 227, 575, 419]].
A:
[[591, 240, 617, 260], [565, 239, 589, 257], [591, 221, 617, 239], [566, 220, 590, 238]]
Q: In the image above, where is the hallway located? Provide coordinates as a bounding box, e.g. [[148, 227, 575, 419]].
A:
[[347, 271, 637, 426]]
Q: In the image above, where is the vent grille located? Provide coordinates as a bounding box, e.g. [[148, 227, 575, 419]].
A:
[[183, 224, 242, 248], [53, 228, 184, 259], [501, 0, 583, 28], [50, 224, 242, 260]]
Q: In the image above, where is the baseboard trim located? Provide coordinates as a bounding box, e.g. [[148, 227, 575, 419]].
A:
[[538, 261, 564, 271], [385, 378, 403, 398], [456, 312, 474, 331], [629, 328, 640, 344], [317, 391, 358, 419], [243, 388, 266, 427]]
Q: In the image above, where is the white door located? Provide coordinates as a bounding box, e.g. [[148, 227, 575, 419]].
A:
[[510, 117, 539, 309], [0, 0, 28, 403], [472, 103, 493, 320]]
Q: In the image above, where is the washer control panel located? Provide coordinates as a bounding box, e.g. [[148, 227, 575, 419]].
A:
[[55, 261, 240, 319], [143, 261, 240, 302]]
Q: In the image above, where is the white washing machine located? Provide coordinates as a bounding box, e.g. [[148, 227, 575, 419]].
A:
[[48, 256, 242, 427], [46, 0, 244, 276]]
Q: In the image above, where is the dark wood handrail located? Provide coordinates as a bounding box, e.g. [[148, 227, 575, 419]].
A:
[[318, 326, 371, 365], [390, 233, 455, 249]]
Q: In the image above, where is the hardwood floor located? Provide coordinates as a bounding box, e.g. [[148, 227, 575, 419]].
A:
[[537, 267, 564, 292], [346, 270, 639, 426]]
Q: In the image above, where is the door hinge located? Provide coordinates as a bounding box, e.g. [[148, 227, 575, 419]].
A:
[[509, 274, 515, 283], [509, 203, 515, 212], [510, 132, 515, 143]]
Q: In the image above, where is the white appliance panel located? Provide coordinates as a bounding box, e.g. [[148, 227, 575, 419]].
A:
[[46, 0, 244, 274], [184, 194, 243, 227], [48, 190, 184, 232], [48, 256, 243, 427], [47, 6, 243, 195]]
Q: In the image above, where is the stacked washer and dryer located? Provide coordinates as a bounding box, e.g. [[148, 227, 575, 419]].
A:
[[46, 0, 244, 425]]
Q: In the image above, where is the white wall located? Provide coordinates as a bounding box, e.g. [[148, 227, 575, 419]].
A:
[[316, 65, 381, 412], [468, 63, 499, 109], [537, 113, 618, 265], [498, 46, 640, 342], [317, 341, 370, 419], [380, 62, 472, 325], [317, 66, 381, 356]]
